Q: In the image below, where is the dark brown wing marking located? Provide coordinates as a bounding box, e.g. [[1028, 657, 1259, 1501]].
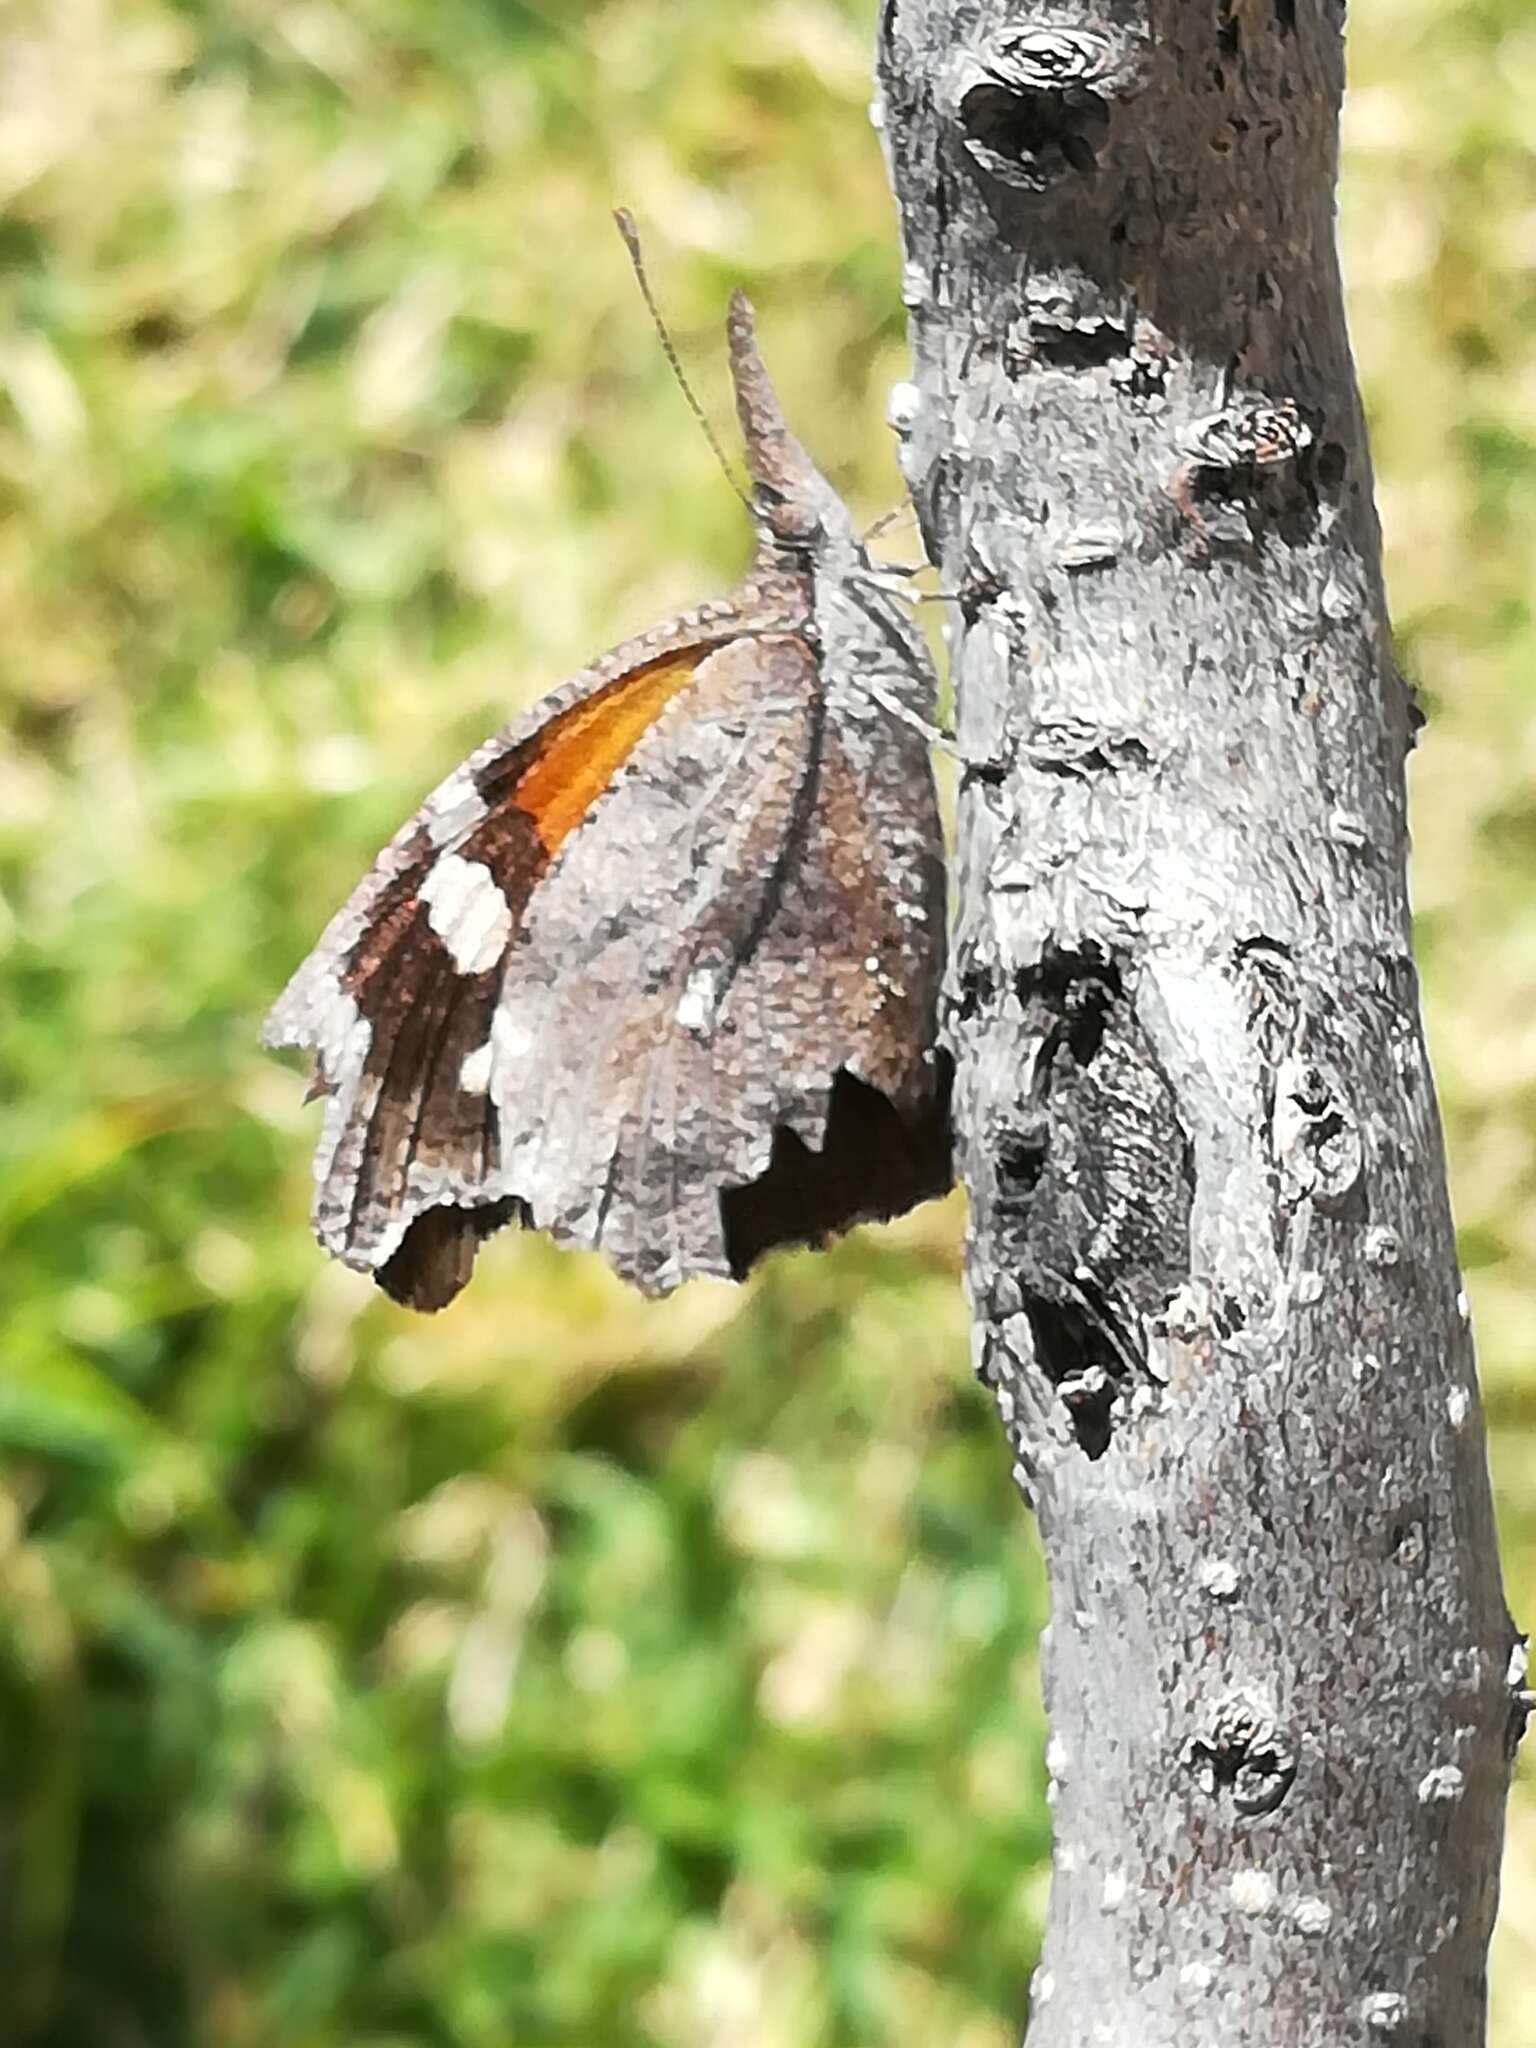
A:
[[377, 1195, 527, 1312], [718, 1059, 952, 1278]]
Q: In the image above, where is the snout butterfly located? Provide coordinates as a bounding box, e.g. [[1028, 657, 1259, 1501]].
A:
[[266, 247, 949, 1310]]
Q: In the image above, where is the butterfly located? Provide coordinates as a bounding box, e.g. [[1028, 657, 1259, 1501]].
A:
[[265, 285, 949, 1310]]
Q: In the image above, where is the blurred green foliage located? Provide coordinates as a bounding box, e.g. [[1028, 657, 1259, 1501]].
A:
[[0, 0, 1530, 2043]]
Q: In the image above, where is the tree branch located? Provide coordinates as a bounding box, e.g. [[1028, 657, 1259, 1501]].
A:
[[876, 0, 1523, 2037]]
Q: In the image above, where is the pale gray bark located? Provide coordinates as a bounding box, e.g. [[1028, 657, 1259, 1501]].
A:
[[874, 1, 1523, 2041]]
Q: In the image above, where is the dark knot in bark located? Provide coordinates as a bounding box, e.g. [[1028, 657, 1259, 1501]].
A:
[[1186, 1699, 1299, 1819], [944, 28, 1142, 193]]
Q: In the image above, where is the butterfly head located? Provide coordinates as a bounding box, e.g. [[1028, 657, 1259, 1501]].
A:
[[726, 290, 856, 560]]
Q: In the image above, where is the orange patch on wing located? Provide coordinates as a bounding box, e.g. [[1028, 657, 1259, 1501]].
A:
[[513, 646, 714, 855]]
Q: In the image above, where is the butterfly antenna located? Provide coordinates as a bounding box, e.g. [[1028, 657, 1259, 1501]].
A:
[[613, 209, 753, 515]]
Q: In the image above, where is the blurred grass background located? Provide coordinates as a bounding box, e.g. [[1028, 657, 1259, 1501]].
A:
[[0, 0, 1529, 2042]]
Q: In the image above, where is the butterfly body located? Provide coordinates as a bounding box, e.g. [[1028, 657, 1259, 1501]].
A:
[[267, 294, 948, 1308]]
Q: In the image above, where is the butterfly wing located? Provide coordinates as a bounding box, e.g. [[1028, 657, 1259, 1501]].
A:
[[267, 623, 947, 1307], [265, 633, 722, 1306]]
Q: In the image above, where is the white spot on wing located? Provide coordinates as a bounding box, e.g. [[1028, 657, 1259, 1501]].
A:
[[420, 854, 513, 974], [425, 767, 488, 848], [458, 1007, 534, 1096], [676, 966, 722, 1038], [459, 1039, 494, 1094]]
